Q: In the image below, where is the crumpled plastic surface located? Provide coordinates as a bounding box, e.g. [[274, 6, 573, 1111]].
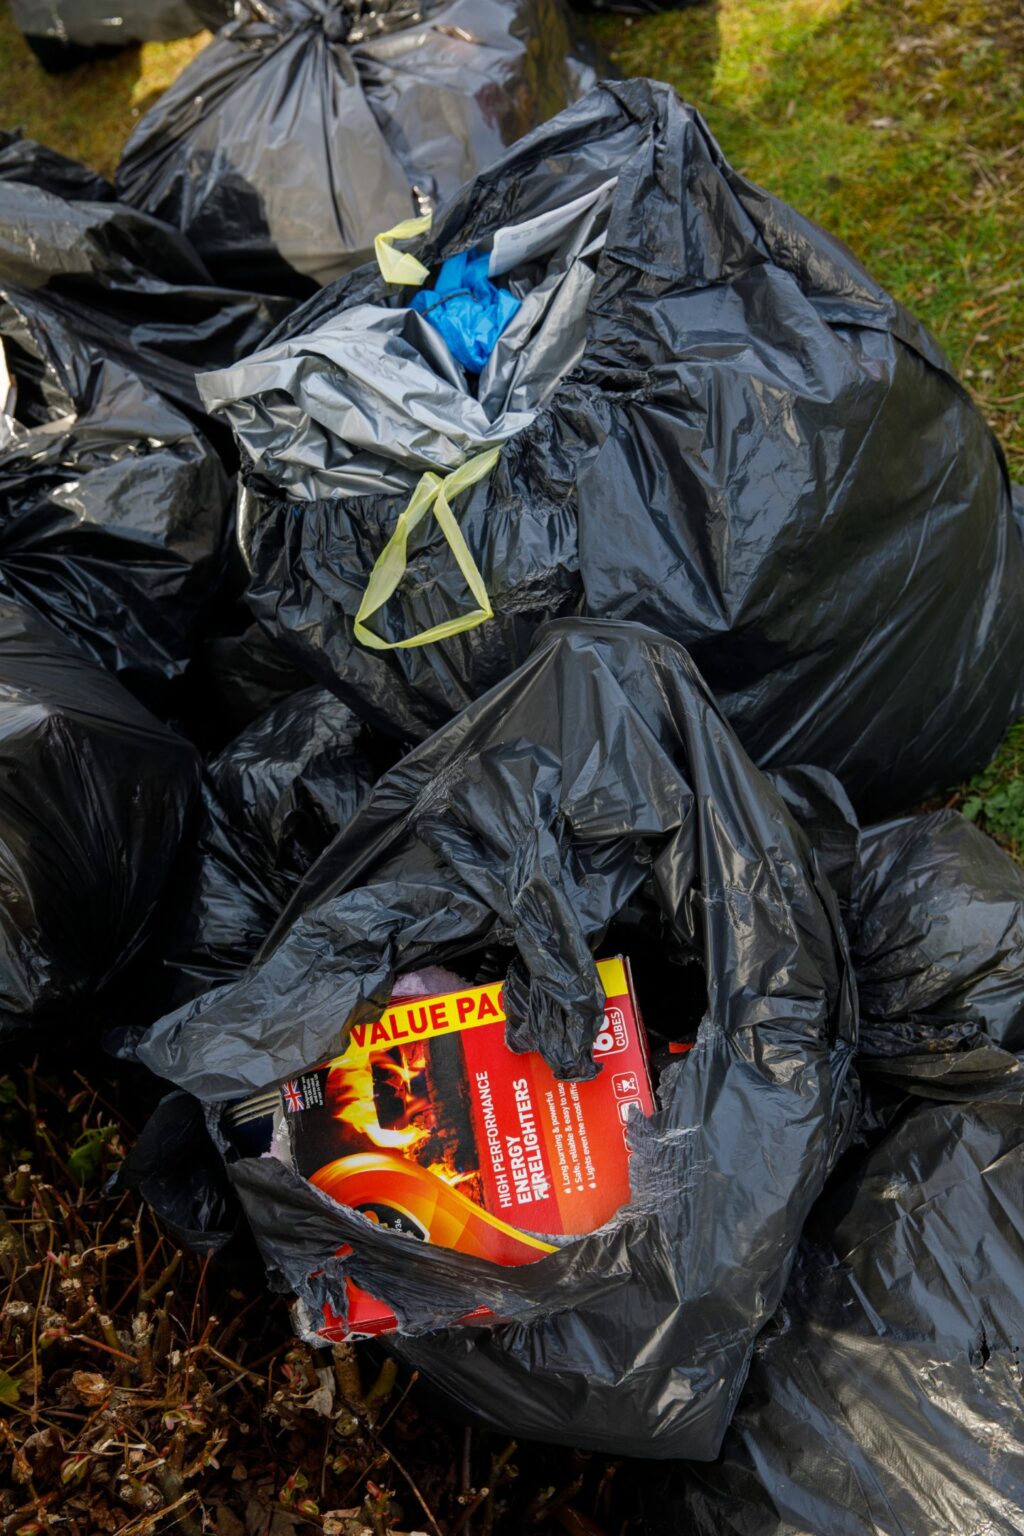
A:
[[852, 808, 1024, 1063], [166, 687, 377, 1002], [0, 129, 113, 203], [0, 592, 198, 1034], [216, 79, 1024, 815], [116, 1090, 241, 1255], [0, 323, 232, 699], [139, 618, 856, 1459], [198, 620, 319, 742], [410, 250, 521, 372], [114, 0, 598, 294], [0, 135, 292, 428], [636, 809, 1024, 1530], [644, 1078, 1024, 1534]]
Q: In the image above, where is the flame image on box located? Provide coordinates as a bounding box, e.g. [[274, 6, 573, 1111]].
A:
[[225, 957, 653, 1335]]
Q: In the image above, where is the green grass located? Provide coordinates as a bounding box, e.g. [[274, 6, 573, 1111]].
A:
[[0, 7, 208, 178], [0, 0, 1021, 853], [963, 721, 1024, 859]]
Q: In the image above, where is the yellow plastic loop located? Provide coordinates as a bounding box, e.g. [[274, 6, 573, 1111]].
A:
[[374, 212, 433, 287], [354, 448, 501, 651]]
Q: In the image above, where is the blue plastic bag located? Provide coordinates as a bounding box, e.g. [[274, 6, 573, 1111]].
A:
[[411, 249, 520, 373]]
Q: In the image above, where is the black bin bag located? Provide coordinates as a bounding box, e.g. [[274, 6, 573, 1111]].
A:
[[199, 620, 320, 742], [139, 619, 857, 1459], [0, 311, 232, 702], [0, 593, 198, 1034], [640, 813, 1024, 1534], [643, 1075, 1024, 1536], [166, 686, 378, 1002], [114, 0, 599, 296], [852, 808, 1024, 1079], [201, 79, 1024, 816], [10, 0, 231, 72], [0, 134, 292, 429]]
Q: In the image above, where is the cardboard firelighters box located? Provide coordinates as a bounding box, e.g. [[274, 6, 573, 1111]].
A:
[[226, 956, 652, 1339]]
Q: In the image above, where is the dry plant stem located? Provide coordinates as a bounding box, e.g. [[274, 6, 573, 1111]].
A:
[[460, 1425, 473, 1502], [380, 1443, 444, 1536], [202, 1342, 269, 1388], [10, 1164, 31, 1204], [332, 1343, 364, 1407], [153, 1463, 203, 1536], [0, 1208, 32, 1301], [363, 1356, 398, 1422], [140, 1248, 182, 1305], [451, 1441, 517, 1536], [375, 1368, 418, 1433]]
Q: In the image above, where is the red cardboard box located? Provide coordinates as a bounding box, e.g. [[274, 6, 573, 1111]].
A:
[[227, 957, 652, 1339]]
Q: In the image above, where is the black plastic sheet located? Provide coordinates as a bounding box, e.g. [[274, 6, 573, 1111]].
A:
[[0, 136, 292, 428], [852, 809, 1024, 1060], [166, 686, 377, 1001], [115, 0, 599, 295], [0, 324, 232, 700], [644, 1075, 1024, 1534], [0, 593, 198, 1034], [116, 1091, 241, 1255], [209, 79, 1024, 816], [199, 620, 320, 742], [139, 619, 856, 1459]]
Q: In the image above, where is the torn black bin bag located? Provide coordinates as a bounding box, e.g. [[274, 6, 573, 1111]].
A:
[[10, 0, 231, 72], [642, 1073, 1024, 1536], [166, 687, 377, 1003], [203, 79, 1024, 816], [0, 310, 232, 701], [139, 619, 856, 1459], [0, 593, 198, 1036], [0, 138, 292, 428], [114, 0, 599, 297]]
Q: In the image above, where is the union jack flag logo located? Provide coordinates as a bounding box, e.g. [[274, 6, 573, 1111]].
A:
[[282, 1080, 305, 1113]]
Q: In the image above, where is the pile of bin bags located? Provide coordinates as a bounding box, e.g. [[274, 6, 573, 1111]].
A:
[[203, 79, 1024, 816], [0, 58, 1022, 1520], [114, 0, 599, 295], [0, 129, 295, 1029], [130, 619, 1024, 1497]]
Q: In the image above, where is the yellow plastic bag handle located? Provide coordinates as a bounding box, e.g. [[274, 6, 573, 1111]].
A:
[[354, 448, 501, 651], [374, 212, 433, 287]]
